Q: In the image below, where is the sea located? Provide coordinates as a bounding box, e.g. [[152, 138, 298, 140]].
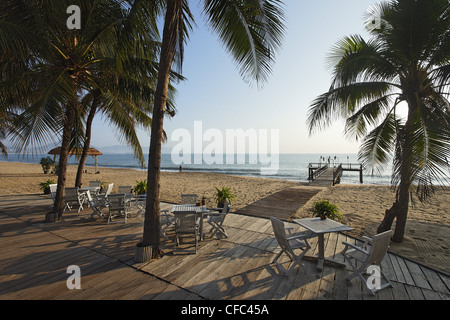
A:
[[0, 152, 416, 186]]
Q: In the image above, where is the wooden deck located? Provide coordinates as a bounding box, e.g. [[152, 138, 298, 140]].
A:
[[0, 194, 449, 302], [237, 187, 322, 220]]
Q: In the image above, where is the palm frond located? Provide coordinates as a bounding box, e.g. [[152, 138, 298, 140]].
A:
[[358, 111, 399, 176], [203, 0, 285, 86]]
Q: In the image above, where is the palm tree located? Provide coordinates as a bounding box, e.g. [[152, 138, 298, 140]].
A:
[[307, 0, 450, 243], [141, 0, 286, 258], [73, 43, 183, 188], [0, 0, 159, 220]]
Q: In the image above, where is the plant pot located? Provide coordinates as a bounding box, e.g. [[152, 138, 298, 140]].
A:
[[45, 212, 58, 223], [134, 243, 152, 263], [217, 202, 224, 213]]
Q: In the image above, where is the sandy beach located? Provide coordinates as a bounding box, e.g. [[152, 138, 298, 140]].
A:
[[1, 161, 449, 274]]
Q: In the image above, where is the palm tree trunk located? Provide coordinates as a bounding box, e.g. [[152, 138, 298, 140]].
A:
[[377, 178, 411, 242], [52, 101, 77, 220], [75, 96, 99, 188], [377, 95, 417, 242], [142, 0, 182, 258]]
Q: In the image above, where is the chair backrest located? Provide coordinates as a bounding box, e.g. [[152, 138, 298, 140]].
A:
[[366, 230, 393, 265], [105, 183, 114, 195], [222, 199, 231, 214], [181, 194, 197, 204], [85, 190, 95, 205], [89, 181, 102, 188], [108, 194, 126, 211], [174, 211, 199, 233], [270, 217, 295, 258], [49, 184, 57, 201], [118, 186, 132, 194], [65, 187, 79, 201]]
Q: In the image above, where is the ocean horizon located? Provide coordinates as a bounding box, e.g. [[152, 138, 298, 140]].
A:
[[0, 152, 407, 186]]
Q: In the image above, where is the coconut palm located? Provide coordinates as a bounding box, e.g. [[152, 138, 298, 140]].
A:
[[141, 0, 286, 258], [0, 0, 160, 219], [307, 0, 450, 242]]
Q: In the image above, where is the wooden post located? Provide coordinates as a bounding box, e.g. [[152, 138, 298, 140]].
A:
[[360, 165, 363, 183]]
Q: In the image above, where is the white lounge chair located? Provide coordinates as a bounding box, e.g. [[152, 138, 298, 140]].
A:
[[173, 211, 201, 254], [270, 217, 312, 275], [341, 230, 394, 295], [206, 199, 230, 239]]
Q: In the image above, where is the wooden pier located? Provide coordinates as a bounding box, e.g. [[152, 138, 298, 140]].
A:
[[308, 163, 363, 186]]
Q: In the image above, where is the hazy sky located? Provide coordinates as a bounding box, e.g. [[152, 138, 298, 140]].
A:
[[91, 0, 381, 154]]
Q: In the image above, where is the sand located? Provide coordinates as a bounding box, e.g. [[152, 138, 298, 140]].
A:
[[1, 161, 449, 274]]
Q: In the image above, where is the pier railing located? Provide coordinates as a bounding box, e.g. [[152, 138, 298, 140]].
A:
[[332, 164, 343, 186], [308, 164, 328, 181], [307, 162, 364, 184]]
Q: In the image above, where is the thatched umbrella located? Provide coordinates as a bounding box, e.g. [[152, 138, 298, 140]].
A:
[[48, 147, 103, 172]]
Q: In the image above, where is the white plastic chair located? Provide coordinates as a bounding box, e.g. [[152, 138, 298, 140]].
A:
[[160, 210, 175, 240], [134, 194, 147, 217], [181, 194, 197, 204], [96, 183, 114, 207], [49, 184, 58, 203], [270, 217, 312, 275], [118, 185, 133, 194], [64, 187, 85, 213], [88, 180, 102, 188], [107, 193, 129, 224], [206, 199, 230, 238], [86, 190, 105, 220], [173, 211, 200, 253], [103, 183, 114, 195], [341, 230, 394, 295]]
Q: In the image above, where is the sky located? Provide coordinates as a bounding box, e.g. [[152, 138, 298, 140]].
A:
[[91, 0, 382, 155]]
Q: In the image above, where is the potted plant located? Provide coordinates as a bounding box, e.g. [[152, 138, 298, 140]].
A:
[[134, 180, 147, 195], [39, 179, 56, 194], [214, 186, 235, 211], [309, 199, 343, 222], [40, 157, 55, 174]]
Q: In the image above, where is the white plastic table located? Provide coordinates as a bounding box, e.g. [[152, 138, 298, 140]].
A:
[[293, 217, 353, 271]]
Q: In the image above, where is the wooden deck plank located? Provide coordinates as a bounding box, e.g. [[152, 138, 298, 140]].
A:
[[236, 187, 322, 220]]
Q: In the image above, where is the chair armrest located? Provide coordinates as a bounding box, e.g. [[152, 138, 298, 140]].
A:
[[287, 230, 316, 241], [205, 211, 226, 217], [285, 226, 294, 234], [342, 241, 369, 255]]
